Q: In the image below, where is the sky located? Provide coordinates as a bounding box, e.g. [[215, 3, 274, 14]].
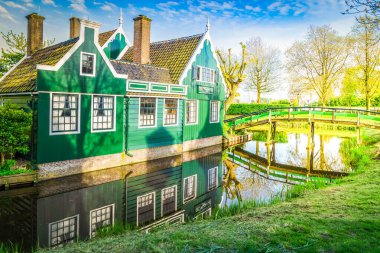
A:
[[0, 0, 357, 100]]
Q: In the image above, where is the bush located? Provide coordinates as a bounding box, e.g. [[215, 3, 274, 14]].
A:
[[226, 103, 288, 115]]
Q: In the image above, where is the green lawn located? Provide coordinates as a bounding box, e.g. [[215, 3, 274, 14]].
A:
[[42, 131, 380, 253]]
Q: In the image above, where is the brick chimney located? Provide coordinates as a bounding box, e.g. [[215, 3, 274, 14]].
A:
[[133, 15, 151, 64], [69, 17, 80, 39], [26, 13, 44, 56]]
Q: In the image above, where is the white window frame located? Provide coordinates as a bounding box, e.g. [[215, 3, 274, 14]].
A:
[[138, 97, 158, 128], [161, 185, 178, 217], [80, 52, 96, 77], [163, 98, 179, 127], [197, 66, 215, 84], [49, 93, 81, 136], [207, 166, 218, 191], [89, 204, 115, 238], [183, 175, 197, 203], [195, 208, 212, 220], [185, 99, 198, 126], [48, 214, 80, 248], [90, 95, 117, 133], [209, 100, 220, 123], [136, 191, 156, 226]]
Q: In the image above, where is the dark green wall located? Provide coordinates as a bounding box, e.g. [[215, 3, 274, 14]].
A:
[[103, 32, 128, 60]]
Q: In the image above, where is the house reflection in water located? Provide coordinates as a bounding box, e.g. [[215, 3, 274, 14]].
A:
[[0, 146, 222, 250]]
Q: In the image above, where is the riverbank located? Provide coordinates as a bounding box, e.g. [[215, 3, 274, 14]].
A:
[[42, 131, 380, 253]]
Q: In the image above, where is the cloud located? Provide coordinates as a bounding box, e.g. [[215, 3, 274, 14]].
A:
[[0, 5, 17, 23], [245, 5, 261, 12], [70, 0, 87, 13], [42, 0, 57, 7], [100, 1, 116, 11], [23, 0, 34, 8], [268, 2, 282, 11], [4, 1, 28, 11]]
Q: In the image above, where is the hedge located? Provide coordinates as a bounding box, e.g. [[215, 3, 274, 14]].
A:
[[226, 103, 289, 115]]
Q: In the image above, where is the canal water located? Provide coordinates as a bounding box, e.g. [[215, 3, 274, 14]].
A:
[[0, 133, 351, 251]]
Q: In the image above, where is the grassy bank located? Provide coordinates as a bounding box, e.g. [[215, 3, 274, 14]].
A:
[[42, 131, 380, 253]]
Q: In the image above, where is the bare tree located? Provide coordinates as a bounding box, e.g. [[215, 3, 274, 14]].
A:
[[244, 37, 282, 104], [344, 0, 380, 23], [286, 25, 351, 106]]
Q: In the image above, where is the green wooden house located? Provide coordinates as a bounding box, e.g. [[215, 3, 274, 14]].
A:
[[0, 13, 225, 177]]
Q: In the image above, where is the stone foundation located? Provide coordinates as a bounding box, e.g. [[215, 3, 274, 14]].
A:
[[183, 135, 222, 152]]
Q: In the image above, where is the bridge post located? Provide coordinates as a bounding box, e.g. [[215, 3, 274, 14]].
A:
[[268, 110, 272, 123], [332, 110, 335, 123], [357, 112, 361, 145]]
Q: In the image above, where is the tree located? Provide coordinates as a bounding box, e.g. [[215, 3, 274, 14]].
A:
[[0, 103, 32, 165], [286, 26, 351, 106], [216, 43, 247, 111], [351, 15, 380, 110], [244, 37, 282, 104], [344, 0, 380, 23]]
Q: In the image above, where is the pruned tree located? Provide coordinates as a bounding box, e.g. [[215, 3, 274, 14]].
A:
[[216, 43, 247, 111], [286, 25, 351, 106], [244, 37, 282, 103]]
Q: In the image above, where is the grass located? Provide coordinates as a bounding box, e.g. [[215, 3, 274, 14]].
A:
[[40, 130, 380, 253]]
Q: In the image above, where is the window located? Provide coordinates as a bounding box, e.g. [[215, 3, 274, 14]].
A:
[[197, 66, 215, 83], [195, 208, 212, 220], [161, 186, 177, 217], [137, 192, 155, 226], [210, 101, 220, 123], [49, 216, 78, 247], [185, 100, 198, 125], [81, 52, 95, 76], [139, 98, 156, 127], [183, 175, 196, 202], [90, 205, 114, 238], [163, 99, 178, 126], [92, 96, 115, 131], [51, 94, 79, 133], [208, 167, 218, 190]]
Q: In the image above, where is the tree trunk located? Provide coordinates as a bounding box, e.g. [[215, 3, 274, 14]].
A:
[[366, 96, 371, 111], [257, 91, 261, 104], [1, 153, 5, 165]]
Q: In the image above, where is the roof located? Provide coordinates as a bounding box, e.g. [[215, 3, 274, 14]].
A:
[[0, 30, 116, 94], [111, 60, 173, 84], [120, 34, 204, 83]]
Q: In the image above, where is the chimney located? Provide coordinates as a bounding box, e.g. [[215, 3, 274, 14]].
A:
[[70, 17, 80, 39], [26, 13, 45, 56], [133, 15, 151, 64]]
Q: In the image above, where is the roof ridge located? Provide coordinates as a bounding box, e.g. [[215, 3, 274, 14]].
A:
[[111, 60, 171, 71], [150, 33, 204, 45]]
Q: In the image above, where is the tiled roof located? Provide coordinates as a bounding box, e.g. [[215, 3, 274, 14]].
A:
[[120, 34, 204, 83], [111, 60, 173, 84], [99, 29, 116, 46], [0, 38, 78, 93]]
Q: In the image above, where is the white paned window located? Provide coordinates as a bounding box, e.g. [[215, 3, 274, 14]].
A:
[[162, 186, 177, 216], [185, 100, 198, 124], [137, 192, 155, 226], [210, 101, 220, 123], [208, 167, 218, 190], [163, 99, 178, 126], [184, 175, 196, 202], [90, 205, 114, 238], [92, 96, 114, 131], [51, 94, 79, 133], [197, 66, 215, 83], [80, 52, 95, 76], [139, 98, 156, 127], [49, 216, 78, 247]]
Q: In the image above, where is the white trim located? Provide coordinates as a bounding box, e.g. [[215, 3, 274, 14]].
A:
[[183, 174, 197, 204], [138, 97, 158, 128], [39, 90, 124, 97], [89, 204, 115, 238], [0, 55, 27, 83], [207, 166, 218, 191], [90, 95, 117, 133], [195, 208, 212, 220], [161, 185, 178, 217], [136, 191, 156, 226], [80, 52, 96, 77], [209, 100, 220, 123], [163, 98, 179, 127], [126, 94, 185, 99], [185, 99, 199, 126], [196, 65, 216, 84], [37, 21, 128, 80], [101, 26, 131, 51], [48, 214, 80, 248], [49, 92, 81, 136], [126, 80, 188, 96]]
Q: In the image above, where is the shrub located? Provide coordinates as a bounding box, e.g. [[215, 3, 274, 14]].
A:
[[226, 103, 288, 115]]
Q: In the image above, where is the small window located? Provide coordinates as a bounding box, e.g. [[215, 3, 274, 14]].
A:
[[137, 192, 155, 226], [81, 52, 95, 76], [92, 96, 115, 131], [90, 205, 114, 238], [208, 167, 218, 190], [161, 186, 177, 216], [163, 99, 178, 126], [195, 208, 212, 220], [185, 100, 198, 125], [210, 101, 220, 123], [49, 216, 78, 247], [183, 175, 196, 202], [51, 94, 79, 133], [197, 66, 215, 83], [139, 98, 156, 127]]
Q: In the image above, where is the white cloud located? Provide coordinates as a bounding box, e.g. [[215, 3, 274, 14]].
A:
[[4, 1, 28, 11], [23, 0, 34, 8], [70, 0, 87, 13], [245, 5, 261, 12], [42, 0, 57, 7], [268, 2, 282, 11], [0, 5, 16, 23], [100, 1, 116, 11]]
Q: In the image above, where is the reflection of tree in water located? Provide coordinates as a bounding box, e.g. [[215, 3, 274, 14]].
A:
[[222, 160, 243, 206]]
